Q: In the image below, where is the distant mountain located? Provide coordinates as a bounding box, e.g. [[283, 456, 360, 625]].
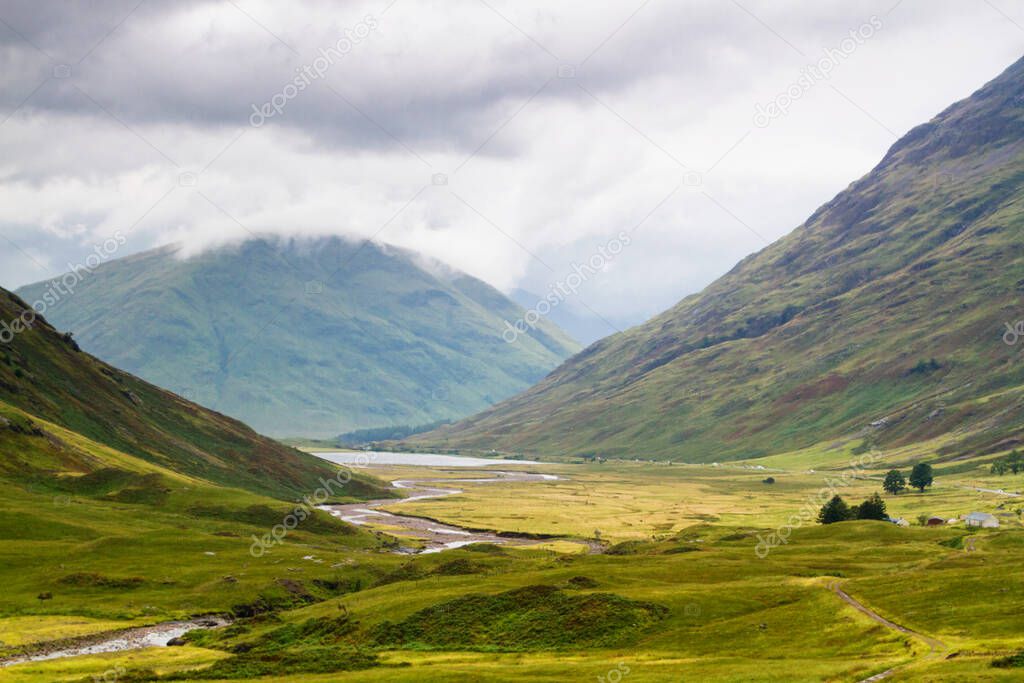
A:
[[413, 55, 1024, 461], [0, 287, 389, 500], [508, 288, 620, 346], [18, 238, 579, 438]]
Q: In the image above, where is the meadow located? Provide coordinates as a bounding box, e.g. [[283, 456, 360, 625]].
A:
[[1, 436, 1022, 682]]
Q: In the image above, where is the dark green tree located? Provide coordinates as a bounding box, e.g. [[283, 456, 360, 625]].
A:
[[991, 460, 1009, 476], [1008, 450, 1023, 475], [855, 493, 888, 520], [817, 495, 852, 524], [909, 463, 934, 492], [883, 470, 906, 495]]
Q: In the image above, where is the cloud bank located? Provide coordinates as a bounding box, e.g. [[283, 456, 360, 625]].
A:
[[1, 0, 1022, 330]]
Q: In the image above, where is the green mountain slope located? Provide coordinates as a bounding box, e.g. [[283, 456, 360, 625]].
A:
[[414, 55, 1024, 461], [17, 238, 579, 438], [0, 285, 399, 640], [0, 287, 390, 500]]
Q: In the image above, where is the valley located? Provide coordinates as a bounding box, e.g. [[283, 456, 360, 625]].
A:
[[0, 440, 1021, 681], [1, 11, 1023, 682]]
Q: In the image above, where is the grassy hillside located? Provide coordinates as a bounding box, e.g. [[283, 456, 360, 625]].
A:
[[3, 446, 1022, 682], [0, 283, 405, 675], [0, 287, 390, 501], [413, 55, 1024, 462], [17, 238, 579, 439]]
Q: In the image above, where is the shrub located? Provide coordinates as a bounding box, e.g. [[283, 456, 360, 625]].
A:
[[566, 576, 599, 589], [906, 358, 941, 375], [818, 496, 852, 524], [855, 493, 887, 521], [991, 450, 1022, 475], [58, 573, 145, 589], [993, 651, 1024, 668]]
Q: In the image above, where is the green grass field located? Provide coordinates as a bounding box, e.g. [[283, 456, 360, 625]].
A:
[[1, 432, 1022, 682]]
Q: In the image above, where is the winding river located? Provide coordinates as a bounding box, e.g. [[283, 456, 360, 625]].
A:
[[1, 455, 563, 668], [321, 469, 562, 553], [0, 617, 230, 668]]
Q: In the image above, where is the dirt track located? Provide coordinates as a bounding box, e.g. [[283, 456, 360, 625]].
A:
[[828, 581, 947, 682]]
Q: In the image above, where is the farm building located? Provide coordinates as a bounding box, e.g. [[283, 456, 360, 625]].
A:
[[964, 512, 999, 528]]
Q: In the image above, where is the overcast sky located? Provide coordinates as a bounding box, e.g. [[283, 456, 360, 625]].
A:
[[1, 0, 1022, 333]]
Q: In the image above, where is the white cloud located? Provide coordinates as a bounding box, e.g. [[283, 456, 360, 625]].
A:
[[0, 0, 1021, 326]]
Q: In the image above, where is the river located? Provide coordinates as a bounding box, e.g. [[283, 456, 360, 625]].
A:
[[1, 457, 562, 668], [320, 469, 562, 553]]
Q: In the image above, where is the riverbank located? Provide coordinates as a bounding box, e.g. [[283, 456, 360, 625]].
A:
[[321, 470, 579, 553], [0, 617, 230, 668]]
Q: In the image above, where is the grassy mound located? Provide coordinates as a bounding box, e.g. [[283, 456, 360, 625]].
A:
[[163, 615, 378, 679], [371, 585, 667, 651], [58, 573, 146, 589], [993, 651, 1024, 668]]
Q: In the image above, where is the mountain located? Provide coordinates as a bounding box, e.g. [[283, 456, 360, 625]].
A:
[[412, 55, 1024, 462], [509, 288, 620, 346], [0, 286, 390, 501], [18, 238, 580, 438]]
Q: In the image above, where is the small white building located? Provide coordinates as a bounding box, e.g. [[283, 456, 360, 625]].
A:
[[964, 512, 999, 529]]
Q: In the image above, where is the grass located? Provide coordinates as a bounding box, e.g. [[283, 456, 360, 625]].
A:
[[368, 455, 1022, 544], [0, 616, 152, 648], [1, 437, 1022, 681], [7, 55, 1024, 683], [370, 585, 668, 651]]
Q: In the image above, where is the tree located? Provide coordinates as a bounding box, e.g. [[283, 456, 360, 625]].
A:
[[763, 477, 776, 484], [883, 470, 906, 495], [818, 495, 852, 524], [909, 463, 934, 492], [1008, 450, 1023, 475], [990, 451, 1022, 475], [856, 493, 888, 520]]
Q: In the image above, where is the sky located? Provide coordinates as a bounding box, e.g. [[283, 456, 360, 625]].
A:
[[1, 0, 1022, 335]]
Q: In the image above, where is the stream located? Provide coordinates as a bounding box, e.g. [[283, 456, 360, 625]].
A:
[[1, 461, 562, 668], [0, 617, 230, 668], [321, 469, 562, 553]]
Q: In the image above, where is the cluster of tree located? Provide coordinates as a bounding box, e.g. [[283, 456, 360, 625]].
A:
[[817, 493, 887, 524], [882, 463, 933, 494], [990, 450, 1023, 475]]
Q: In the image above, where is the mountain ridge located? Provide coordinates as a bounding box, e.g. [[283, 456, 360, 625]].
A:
[[411, 54, 1024, 461], [0, 286, 391, 500], [17, 236, 580, 438]]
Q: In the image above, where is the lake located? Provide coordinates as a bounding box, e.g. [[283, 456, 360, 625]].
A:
[[314, 450, 542, 467]]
